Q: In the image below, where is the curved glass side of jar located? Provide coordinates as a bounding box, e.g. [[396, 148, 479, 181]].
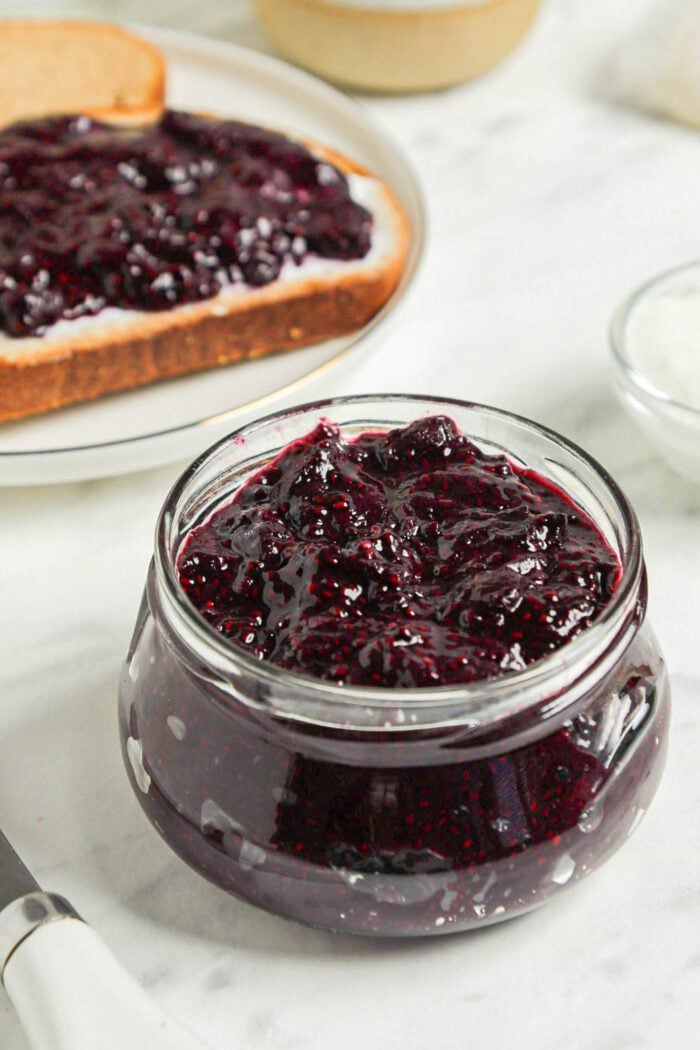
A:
[[117, 393, 670, 936], [120, 583, 668, 936]]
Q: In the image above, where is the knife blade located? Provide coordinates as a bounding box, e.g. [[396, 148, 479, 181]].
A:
[[0, 828, 40, 913]]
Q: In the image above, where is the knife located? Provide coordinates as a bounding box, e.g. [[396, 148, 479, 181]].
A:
[[0, 828, 211, 1050]]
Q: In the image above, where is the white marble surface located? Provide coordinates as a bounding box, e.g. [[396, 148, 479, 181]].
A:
[[1, 1, 700, 1047]]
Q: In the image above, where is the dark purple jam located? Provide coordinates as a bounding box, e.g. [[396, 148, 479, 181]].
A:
[[0, 110, 372, 337], [178, 415, 621, 688], [121, 414, 667, 935]]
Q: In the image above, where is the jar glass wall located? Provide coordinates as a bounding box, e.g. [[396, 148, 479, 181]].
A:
[[119, 396, 669, 936]]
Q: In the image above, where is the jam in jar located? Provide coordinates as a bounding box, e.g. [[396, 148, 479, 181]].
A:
[[119, 395, 669, 936]]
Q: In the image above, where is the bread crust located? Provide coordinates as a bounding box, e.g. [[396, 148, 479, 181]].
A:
[[0, 139, 410, 422], [0, 267, 399, 423]]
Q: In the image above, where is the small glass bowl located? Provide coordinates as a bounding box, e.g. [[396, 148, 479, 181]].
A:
[[119, 395, 670, 936], [611, 260, 700, 483]]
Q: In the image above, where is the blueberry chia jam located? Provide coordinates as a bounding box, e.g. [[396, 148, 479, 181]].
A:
[[177, 415, 620, 687], [0, 110, 371, 337], [119, 396, 669, 936]]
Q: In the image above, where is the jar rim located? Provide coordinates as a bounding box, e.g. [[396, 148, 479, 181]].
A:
[[153, 393, 644, 731]]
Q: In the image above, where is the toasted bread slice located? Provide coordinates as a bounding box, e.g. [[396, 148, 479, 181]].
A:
[[0, 20, 165, 128], [0, 141, 410, 423]]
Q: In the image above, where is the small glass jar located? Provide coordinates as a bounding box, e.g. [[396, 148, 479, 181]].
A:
[[119, 395, 669, 936]]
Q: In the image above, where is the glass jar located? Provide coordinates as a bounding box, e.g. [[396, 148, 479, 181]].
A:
[[119, 395, 669, 936]]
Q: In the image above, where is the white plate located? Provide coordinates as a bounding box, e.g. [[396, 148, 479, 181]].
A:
[[0, 26, 424, 486]]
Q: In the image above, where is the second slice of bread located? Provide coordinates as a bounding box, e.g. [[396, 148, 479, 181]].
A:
[[0, 20, 165, 128]]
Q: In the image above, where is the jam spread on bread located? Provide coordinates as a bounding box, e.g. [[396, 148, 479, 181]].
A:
[[0, 110, 373, 337], [178, 415, 621, 687]]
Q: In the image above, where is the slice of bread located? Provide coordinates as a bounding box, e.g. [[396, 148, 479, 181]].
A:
[[0, 140, 409, 423], [0, 20, 165, 128]]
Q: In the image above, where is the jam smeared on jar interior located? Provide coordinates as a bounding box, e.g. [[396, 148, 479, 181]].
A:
[[178, 415, 621, 687], [0, 110, 372, 337]]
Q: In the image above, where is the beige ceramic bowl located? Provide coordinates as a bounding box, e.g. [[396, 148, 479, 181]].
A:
[[253, 0, 542, 93]]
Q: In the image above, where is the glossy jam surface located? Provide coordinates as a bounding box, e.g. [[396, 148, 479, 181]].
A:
[[0, 110, 372, 337], [178, 416, 621, 687]]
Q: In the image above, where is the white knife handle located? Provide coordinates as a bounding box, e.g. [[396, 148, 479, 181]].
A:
[[1, 895, 209, 1050]]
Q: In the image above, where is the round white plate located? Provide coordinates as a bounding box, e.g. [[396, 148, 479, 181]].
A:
[[0, 26, 424, 486]]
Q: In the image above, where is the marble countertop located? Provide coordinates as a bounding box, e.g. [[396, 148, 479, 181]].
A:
[[2, 1, 699, 1047]]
